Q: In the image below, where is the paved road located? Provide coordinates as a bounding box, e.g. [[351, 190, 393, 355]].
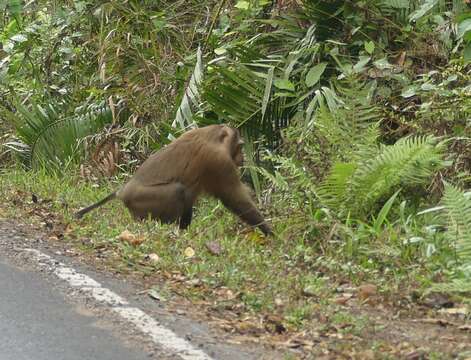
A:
[[0, 257, 150, 360]]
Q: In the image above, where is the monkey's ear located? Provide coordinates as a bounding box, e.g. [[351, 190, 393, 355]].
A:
[[219, 127, 230, 142]]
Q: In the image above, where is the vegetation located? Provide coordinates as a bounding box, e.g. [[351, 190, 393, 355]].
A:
[[2, 0, 471, 357]]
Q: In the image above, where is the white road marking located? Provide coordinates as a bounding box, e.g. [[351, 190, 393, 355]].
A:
[[22, 248, 213, 360]]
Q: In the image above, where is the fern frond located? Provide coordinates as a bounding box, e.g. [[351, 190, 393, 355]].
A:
[[318, 136, 447, 219], [316, 162, 356, 212], [311, 79, 382, 164], [431, 278, 471, 294], [441, 183, 471, 260]]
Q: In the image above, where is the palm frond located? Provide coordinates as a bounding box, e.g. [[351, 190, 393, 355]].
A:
[[3, 100, 114, 171], [172, 46, 204, 130], [31, 104, 113, 170], [203, 60, 293, 146]]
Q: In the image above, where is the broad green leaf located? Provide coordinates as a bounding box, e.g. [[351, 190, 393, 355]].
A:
[[421, 83, 436, 91], [387, 0, 409, 8], [464, 43, 471, 63], [6, 0, 22, 16], [274, 79, 295, 91], [409, 0, 438, 22], [152, 19, 167, 31], [364, 41, 375, 54], [214, 47, 227, 55], [401, 87, 417, 98], [373, 58, 394, 70], [305, 63, 327, 87], [10, 34, 27, 43], [235, 0, 249, 10], [353, 56, 371, 73], [458, 19, 471, 39], [372, 190, 401, 233]]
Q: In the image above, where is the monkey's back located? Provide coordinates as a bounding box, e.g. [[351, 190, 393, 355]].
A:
[[117, 125, 235, 202]]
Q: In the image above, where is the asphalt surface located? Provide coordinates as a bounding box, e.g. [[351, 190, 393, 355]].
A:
[[0, 256, 150, 360]]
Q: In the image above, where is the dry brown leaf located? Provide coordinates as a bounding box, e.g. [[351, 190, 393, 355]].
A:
[[413, 318, 453, 326], [118, 230, 144, 246], [459, 324, 471, 331], [263, 314, 286, 334], [274, 297, 284, 307], [396, 51, 406, 67], [334, 293, 353, 305], [205, 241, 223, 255], [236, 320, 263, 334], [438, 307, 468, 316], [185, 278, 202, 287], [358, 284, 377, 301]]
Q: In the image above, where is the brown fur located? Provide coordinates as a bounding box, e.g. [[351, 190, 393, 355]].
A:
[[75, 124, 272, 235]]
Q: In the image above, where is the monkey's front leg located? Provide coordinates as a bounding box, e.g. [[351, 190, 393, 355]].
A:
[[217, 183, 273, 236]]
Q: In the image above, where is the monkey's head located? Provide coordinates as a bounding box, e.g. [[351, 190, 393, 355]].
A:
[[219, 125, 244, 167]]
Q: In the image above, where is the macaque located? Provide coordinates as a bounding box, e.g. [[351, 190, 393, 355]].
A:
[[76, 124, 272, 235]]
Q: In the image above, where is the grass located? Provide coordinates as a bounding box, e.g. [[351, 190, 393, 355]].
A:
[[0, 166, 457, 335]]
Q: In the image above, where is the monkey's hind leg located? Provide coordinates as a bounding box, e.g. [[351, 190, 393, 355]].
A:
[[179, 206, 193, 230], [123, 182, 190, 226]]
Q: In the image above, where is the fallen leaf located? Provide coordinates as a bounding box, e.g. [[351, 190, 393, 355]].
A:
[[358, 350, 375, 360], [438, 307, 468, 316], [358, 284, 377, 301], [303, 285, 318, 297], [118, 230, 135, 242], [245, 231, 267, 244], [236, 320, 263, 334], [147, 253, 160, 263], [459, 324, 471, 331], [205, 241, 223, 255], [184, 247, 195, 258], [413, 318, 452, 326], [334, 293, 353, 305], [64, 223, 73, 235], [405, 349, 428, 360], [147, 288, 162, 301], [118, 230, 144, 246], [215, 287, 237, 300], [185, 278, 201, 287], [263, 314, 286, 334], [395, 51, 406, 67]]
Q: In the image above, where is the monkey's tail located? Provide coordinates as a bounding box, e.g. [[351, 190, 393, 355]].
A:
[[75, 192, 117, 219]]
